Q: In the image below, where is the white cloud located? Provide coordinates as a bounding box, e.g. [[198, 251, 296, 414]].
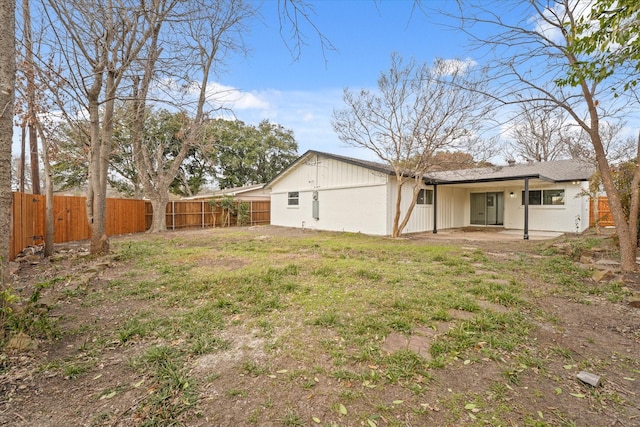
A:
[[434, 58, 477, 75], [532, 0, 594, 44], [209, 84, 373, 159], [204, 82, 271, 110]]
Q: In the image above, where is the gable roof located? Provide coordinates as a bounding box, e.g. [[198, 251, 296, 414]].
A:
[[266, 149, 596, 188], [266, 150, 397, 188]]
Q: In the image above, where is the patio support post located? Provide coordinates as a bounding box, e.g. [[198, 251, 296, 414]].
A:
[[432, 184, 438, 233], [523, 178, 529, 240]]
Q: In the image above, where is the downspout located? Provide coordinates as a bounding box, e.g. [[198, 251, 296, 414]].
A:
[[523, 178, 529, 240], [432, 184, 438, 234]]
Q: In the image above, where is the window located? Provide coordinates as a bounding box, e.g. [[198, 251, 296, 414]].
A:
[[521, 189, 564, 206], [543, 189, 565, 205], [287, 191, 299, 206], [417, 189, 433, 205], [522, 190, 542, 205]]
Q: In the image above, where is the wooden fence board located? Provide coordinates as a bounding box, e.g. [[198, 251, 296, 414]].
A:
[[151, 200, 271, 230], [11, 193, 270, 260], [589, 196, 615, 227]]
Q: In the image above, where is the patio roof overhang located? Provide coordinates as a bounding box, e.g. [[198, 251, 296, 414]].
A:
[[427, 174, 583, 241]]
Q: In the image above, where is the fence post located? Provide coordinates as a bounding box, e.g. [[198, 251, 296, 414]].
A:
[[172, 201, 175, 230], [201, 200, 204, 228]]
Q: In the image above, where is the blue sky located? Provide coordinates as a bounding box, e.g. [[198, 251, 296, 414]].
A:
[[13, 1, 474, 162], [212, 1, 473, 160]]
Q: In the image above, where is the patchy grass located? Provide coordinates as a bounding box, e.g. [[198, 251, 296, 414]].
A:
[[2, 228, 638, 427]]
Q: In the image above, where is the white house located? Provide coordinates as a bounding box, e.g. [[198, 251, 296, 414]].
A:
[[266, 150, 595, 238]]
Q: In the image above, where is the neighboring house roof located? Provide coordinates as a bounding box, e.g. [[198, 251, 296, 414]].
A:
[[182, 183, 267, 200], [428, 159, 595, 184]]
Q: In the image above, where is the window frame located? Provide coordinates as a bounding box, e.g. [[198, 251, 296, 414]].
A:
[[287, 191, 299, 206], [416, 188, 434, 205], [521, 189, 565, 206], [543, 189, 565, 205]]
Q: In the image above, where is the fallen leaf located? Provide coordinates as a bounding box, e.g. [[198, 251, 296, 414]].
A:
[[134, 379, 145, 388], [623, 377, 635, 381], [312, 417, 321, 424], [465, 403, 477, 410], [367, 419, 377, 427], [276, 369, 288, 374], [537, 410, 544, 419], [392, 400, 403, 405], [339, 404, 347, 415], [554, 387, 562, 395], [463, 359, 471, 365], [570, 393, 585, 398]]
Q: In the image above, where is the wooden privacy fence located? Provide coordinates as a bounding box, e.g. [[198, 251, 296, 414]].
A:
[[589, 196, 615, 227], [10, 193, 271, 260], [11, 193, 147, 260], [146, 199, 271, 230]]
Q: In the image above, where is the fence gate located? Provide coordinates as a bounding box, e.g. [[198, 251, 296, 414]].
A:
[[11, 193, 45, 260], [589, 196, 615, 227]]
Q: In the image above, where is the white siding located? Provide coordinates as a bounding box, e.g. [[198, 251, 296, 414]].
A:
[[436, 186, 466, 230], [502, 182, 589, 232], [270, 152, 591, 235], [270, 154, 390, 235]]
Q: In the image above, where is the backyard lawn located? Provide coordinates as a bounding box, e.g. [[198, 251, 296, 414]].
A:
[[1, 226, 639, 426]]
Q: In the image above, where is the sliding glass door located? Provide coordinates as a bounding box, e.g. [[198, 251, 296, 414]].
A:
[[470, 192, 504, 226]]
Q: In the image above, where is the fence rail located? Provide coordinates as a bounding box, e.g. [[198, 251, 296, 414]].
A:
[[10, 193, 270, 261]]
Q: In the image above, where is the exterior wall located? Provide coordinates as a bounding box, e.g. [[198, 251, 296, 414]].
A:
[[270, 152, 591, 235], [388, 181, 431, 234], [385, 184, 467, 234], [501, 182, 589, 232], [436, 186, 466, 230], [433, 181, 589, 233], [270, 154, 390, 234]]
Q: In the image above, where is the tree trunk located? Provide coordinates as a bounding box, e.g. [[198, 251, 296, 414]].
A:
[[396, 177, 423, 235], [29, 123, 40, 194], [23, 0, 40, 195], [37, 122, 54, 257], [86, 72, 108, 255], [149, 197, 169, 233], [391, 175, 404, 237], [0, 0, 15, 284], [592, 136, 636, 271], [19, 125, 25, 192], [88, 70, 117, 255]]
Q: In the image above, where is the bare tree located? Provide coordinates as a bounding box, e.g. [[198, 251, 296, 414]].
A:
[[333, 54, 492, 237], [20, 0, 40, 194], [43, 0, 173, 254], [0, 0, 16, 283], [506, 100, 578, 162], [127, 0, 254, 232], [451, 0, 640, 271]]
